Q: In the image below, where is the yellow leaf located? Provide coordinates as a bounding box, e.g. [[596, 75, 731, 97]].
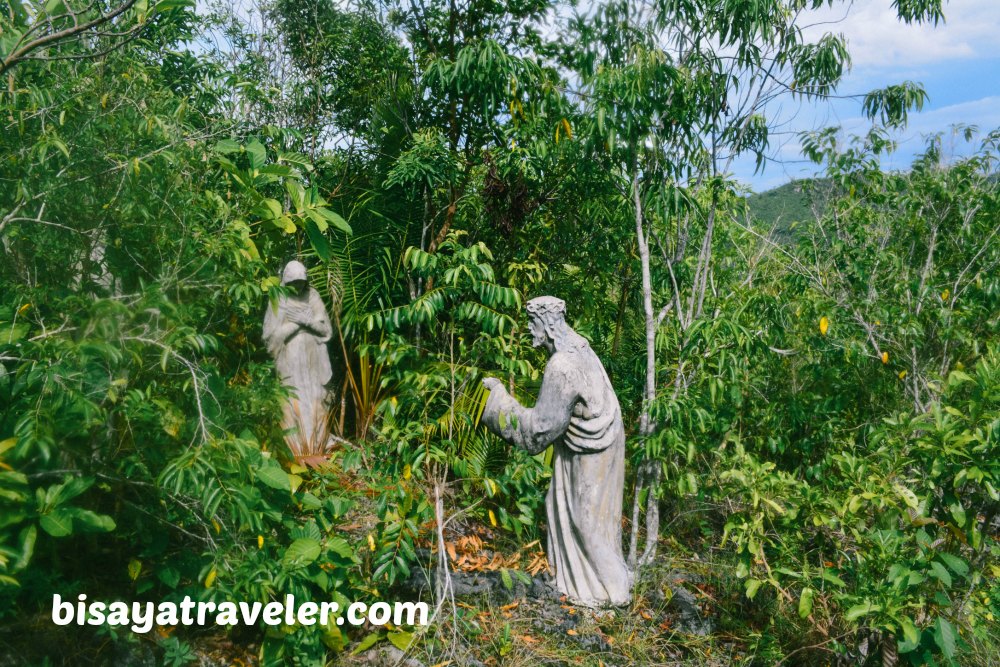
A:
[[368, 534, 376, 551], [898, 370, 907, 380], [0, 438, 17, 458], [819, 316, 829, 336], [488, 510, 497, 527], [941, 289, 950, 301], [211, 519, 221, 534], [403, 464, 411, 480], [16, 303, 30, 315], [257, 535, 264, 549], [204, 567, 217, 588], [881, 351, 889, 364], [561, 118, 573, 140]]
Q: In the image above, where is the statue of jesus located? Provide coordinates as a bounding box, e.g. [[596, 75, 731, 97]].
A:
[[481, 296, 631, 607]]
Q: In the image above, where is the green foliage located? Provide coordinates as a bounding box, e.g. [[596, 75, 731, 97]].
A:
[[2, 0, 998, 664]]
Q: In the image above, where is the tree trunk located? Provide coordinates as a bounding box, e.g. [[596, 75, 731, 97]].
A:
[[627, 172, 660, 569]]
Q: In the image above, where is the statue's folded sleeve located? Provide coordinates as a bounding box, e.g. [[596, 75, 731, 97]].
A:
[[481, 355, 580, 455]]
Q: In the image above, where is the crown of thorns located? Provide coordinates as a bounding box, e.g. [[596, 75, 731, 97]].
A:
[[525, 296, 566, 318]]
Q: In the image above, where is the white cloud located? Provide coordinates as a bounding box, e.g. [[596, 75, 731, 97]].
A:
[[801, 0, 1000, 68]]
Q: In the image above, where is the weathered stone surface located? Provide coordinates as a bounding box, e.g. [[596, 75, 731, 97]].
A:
[[480, 296, 630, 607], [666, 585, 714, 636], [402, 558, 554, 603], [262, 260, 334, 458]]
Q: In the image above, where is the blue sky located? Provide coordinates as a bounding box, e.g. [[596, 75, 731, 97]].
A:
[[732, 0, 1000, 192]]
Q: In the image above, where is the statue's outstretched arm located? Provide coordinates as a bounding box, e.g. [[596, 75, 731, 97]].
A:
[[482, 357, 578, 455]]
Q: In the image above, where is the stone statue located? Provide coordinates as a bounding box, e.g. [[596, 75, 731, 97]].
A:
[[263, 260, 334, 460], [481, 296, 631, 607]]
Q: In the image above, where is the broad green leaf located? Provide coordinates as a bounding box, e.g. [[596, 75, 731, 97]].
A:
[[68, 508, 115, 533], [283, 538, 322, 569], [286, 180, 305, 213], [213, 138, 241, 154], [13, 525, 36, 572], [933, 617, 956, 658], [259, 198, 282, 220], [845, 601, 881, 622], [49, 476, 94, 507], [387, 631, 413, 650], [937, 553, 969, 577], [798, 587, 814, 618], [256, 463, 291, 492], [246, 139, 266, 169], [39, 510, 74, 537], [327, 536, 354, 560], [929, 561, 952, 587], [948, 501, 966, 527], [158, 567, 180, 588], [305, 218, 331, 262], [351, 632, 383, 655], [322, 622, 345, 652], [154, 0, 196, 11], [898, 616, 920, 649], [313, 207, 352, 234], [821, 569, 846, 587], [278, 151, 313, 171]]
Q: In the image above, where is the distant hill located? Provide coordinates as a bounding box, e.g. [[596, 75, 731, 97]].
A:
[[745, 178, 834, 243]]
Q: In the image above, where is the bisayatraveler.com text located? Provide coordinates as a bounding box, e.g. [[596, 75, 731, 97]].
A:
[[52, 593, 428, 632]]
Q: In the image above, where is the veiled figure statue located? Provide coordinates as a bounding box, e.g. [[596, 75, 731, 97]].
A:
[[481, 296, 631, 607], [262, 260, 334, 459]]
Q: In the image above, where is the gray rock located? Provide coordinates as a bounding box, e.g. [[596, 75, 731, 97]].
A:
[[666, 585, 714, 636], [360, 645, 425, 667], [403, 565, 553, 604]]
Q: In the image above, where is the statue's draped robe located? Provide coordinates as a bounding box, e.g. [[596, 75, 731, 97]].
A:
[[262, 287, 333, 455], [482, 338, 630, 606]]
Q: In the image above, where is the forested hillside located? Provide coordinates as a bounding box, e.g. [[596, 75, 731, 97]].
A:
[[1, 0, 998, 665], [745, 179, 834, 243]]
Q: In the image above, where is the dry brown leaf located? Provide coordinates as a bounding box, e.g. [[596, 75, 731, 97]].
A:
[[566, 629, 577, 636], [501, 601, 519, 611]]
